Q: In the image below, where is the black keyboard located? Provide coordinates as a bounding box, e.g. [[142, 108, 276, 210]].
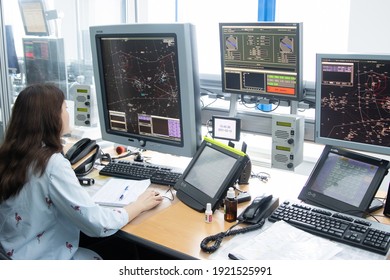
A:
[[268, 200, 390, 255], [99, 160, 183, 186]]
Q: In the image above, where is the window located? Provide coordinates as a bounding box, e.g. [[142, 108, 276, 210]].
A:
[[275, 0, 351, 83], [5, 1, 390, 142], [276, 0, 390, 84], [177, 0, 259, 77]]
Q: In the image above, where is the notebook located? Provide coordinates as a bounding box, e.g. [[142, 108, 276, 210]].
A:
[[92, 178, 150, 207]]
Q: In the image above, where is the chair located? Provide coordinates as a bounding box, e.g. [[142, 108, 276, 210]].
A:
[[0, 243, 11, 260]]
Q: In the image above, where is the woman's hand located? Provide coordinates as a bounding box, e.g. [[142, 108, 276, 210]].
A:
[[123, 189, 163, 222]]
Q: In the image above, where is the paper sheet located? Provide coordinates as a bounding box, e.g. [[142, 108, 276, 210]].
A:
[[92, 178, 150, 207], [228, 221, 343, 260]]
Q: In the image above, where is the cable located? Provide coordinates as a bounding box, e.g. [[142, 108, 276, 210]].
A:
[[100, 151, 112, 162], [162, 186, 175, 201], [201, 96, 219, 109], [200, 219, 265, 253], [250, 171, 271, 183]]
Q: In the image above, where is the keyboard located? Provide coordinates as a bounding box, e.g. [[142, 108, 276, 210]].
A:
[[268, 200, 390, 255], [99, 160, 183, 186]]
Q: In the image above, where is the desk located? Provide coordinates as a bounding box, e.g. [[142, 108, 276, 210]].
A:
[[66, 138, 390, 260], [63, 137, 390, 259], [110, 162, 390, 260]]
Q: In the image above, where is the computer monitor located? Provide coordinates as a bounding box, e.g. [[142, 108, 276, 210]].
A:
[[219, 22, 303, 101], [18, 0, 50, 36], [22, 37, 68, 95], [315, 53, 390, 156], [175, 137, 250, 212], [298, 145, 390, 217], [89, 23, 202, 158]]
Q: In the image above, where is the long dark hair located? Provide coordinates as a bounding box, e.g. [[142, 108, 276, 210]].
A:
[[0, 84, 65, 202]]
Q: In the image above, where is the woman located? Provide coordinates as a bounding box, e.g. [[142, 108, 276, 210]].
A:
[[0, 84, 163, 259]]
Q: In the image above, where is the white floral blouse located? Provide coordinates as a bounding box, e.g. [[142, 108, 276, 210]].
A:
[[0, 153, 128, 259]]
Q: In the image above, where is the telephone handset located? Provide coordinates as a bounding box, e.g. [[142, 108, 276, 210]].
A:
[[65, 138, 102, 177], [238, 194, 274, 224], [65, 138, 98, 165]]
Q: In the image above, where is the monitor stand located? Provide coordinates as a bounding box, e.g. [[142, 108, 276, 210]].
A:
[[369, 198, 384, 213]]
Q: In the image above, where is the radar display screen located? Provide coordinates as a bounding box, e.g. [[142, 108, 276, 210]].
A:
[[99, 34, 183, 143], [319, 57, 390, 149]]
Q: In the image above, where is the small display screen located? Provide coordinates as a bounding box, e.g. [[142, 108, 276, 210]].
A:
[[77, 89, 89, 93], [276, 121, 292, 127], [212, 116, 241, 141], [276, 145, 291, 152], [184, 145, 236, 198]]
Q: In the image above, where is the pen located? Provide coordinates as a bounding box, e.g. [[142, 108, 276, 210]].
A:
[[119, 186, 129, 200]]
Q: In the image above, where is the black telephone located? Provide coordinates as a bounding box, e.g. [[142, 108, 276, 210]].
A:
[[238, 194, 274, 224], [65, 138, 101, 177], [200, 193, 277, 254], [65, 138, 98, 164]]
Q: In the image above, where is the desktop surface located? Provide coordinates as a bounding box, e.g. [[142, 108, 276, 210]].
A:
[[118, 171, 390, 260], [120, 185, 256, 260], [67, 141, 390, 260]]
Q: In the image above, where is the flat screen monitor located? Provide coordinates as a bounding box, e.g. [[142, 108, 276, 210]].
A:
[[298, 145, 389, 217], [18, 0, 50, 36], [89, 23, 202, 157], [175, 137, 250, 212], [220, 22, 303, 101], [315, 53, 390, 155]]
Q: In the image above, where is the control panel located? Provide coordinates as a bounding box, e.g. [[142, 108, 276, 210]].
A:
[[73, 85, 95, 127], [271, 114, 304, 171]]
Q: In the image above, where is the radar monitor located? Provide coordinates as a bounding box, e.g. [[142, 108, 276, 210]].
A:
[[89, 23, 202, 157], [315, 53, 390, 156]]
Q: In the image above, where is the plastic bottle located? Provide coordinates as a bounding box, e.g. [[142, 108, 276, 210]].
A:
[[224, 187, 237, 222], [205, 203, 213, 223]]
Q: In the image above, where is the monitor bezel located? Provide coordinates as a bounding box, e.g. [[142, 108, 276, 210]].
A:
[[219, 22, 304, 101], [174, 137, 250, 212], [315, 53, 390, 156], [298, 145, 390, 217], [89, 23, 202, 158]]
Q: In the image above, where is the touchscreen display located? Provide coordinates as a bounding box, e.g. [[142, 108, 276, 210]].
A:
[[310, 152, 378, 207], [183, 145, 237, 198]]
